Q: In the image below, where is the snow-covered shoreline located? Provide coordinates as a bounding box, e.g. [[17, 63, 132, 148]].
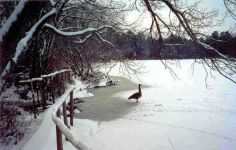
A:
[[4, 60, 236, 150]]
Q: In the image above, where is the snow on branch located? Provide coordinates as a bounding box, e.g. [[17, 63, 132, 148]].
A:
[[44, 23, 114, 37], [13, 8, 56, 63], [74, 34, 93, 44], [19, 69, 71, 83], [44, 23, 96, 36], [97, 25, 114, 31], [1, 61, 11, 78], [195, 33, 228, 43], [1, 8, 56, 78], [19, 78, 43, 83], [0, 0, 28, 42], [40, 69, 70, 78], [198, 40, 236, 61], [95, 32, 115, 48], [50, 0, 56, 6]]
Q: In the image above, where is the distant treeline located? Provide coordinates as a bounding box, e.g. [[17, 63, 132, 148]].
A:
[[105, 30, 236, 59]]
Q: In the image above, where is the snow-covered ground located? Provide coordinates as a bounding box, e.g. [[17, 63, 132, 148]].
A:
[[8, 60, 236, 150], [75, 60, 236, 150], [19, 78, 93, 150]]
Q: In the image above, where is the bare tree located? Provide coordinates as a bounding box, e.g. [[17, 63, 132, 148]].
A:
[[224, 0, 236, 20], [131, 0, 236, 83], [0, 0, 126, 145]]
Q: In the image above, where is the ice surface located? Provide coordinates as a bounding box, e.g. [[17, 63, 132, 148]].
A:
[[82, 60, 236, 150]]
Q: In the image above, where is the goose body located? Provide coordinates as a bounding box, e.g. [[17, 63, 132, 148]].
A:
[[128, 84, 142, 102]]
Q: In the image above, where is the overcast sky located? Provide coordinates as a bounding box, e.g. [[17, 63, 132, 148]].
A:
[[124, 0, 236, 34]]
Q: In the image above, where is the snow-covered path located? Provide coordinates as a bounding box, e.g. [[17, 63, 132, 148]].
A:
[[20, 79, 93, 150]]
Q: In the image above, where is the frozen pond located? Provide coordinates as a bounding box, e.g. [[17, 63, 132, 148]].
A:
[[76, 60, 236, 150]]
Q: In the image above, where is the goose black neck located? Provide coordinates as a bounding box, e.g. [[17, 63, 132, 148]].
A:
[[138, 85, 141, 93]]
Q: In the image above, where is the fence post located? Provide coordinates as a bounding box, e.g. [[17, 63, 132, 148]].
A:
[[41, 91, 46, 111], [51, 84, 55, 103], [32, 93, 37, 119], [70, 91, 74, 126], [56, 109, 63, 150], [36, 81, 40, 107], [63, 102, 68, 127], [36, 89, 40, 106]]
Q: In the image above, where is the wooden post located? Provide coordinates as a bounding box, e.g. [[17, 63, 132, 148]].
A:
[[52, 91, 55, 103], [70, 91, 74, 126], [32, 93, 37, 119], [36, 82, 40, 107], [30, 81, 37, 119], [63, 74, 66, 93], [56, 109, 63, 150], [41, 81, 46, 111], [63, 84, 65, 94], [51, 83, 55, 104], [63, 102, 68, 127], [36, 89, 40, 106], [49, 80, 54, 103], [63, 101, 69, 141], [41, 91, 46, 111]]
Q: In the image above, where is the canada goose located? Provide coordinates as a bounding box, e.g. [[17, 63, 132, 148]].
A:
[[128, 84, 142, 102]]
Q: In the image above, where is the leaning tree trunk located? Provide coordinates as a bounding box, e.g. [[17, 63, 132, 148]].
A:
[[0, 1, 48, 75]]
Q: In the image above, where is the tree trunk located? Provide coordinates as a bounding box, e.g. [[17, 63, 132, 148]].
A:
[[0, 1, 48, 74]]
